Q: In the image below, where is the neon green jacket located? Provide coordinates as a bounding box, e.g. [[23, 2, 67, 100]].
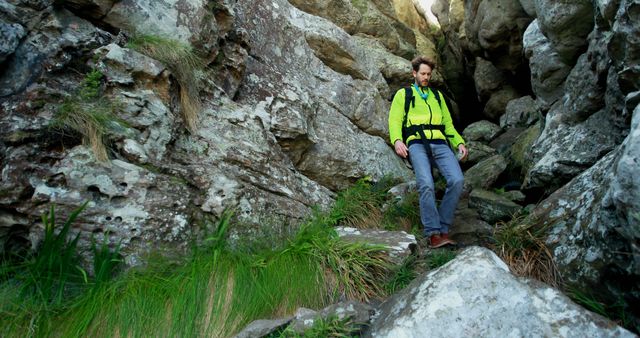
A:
[[388, 86, 465, 149]]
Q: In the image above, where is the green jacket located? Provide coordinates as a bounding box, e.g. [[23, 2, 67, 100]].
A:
[[388, 86, 465, 149]]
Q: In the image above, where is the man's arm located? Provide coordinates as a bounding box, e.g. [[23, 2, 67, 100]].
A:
[[388, 89, 407, 157]]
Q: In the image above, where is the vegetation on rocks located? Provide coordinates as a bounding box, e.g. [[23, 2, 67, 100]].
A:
[[51, 70, 125, 161], [127, 34, 205, 132]]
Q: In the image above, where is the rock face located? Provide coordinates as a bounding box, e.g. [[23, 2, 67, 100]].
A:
[[0, 0, 416, 264], [336, 227, 417, 265], [365, 247, 634, 338]]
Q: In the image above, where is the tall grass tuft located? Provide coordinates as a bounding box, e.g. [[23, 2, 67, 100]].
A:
[[329, 177, 398, 229], [127, 34, 205, 132], [51, 70, 123, 161], [493, 215, 560, 287]]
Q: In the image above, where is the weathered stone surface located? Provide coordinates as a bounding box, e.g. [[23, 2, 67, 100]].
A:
[[463, 154, 507, 193], [508, 124, 541, 175], [60, 0, 116, 19], [504, 190, 526, 202], [0, 22, 25, 64], [530, 149, 639, 328], [524, 108, 622, 193], [489, 127, 527, 155], [104, 0, 218, 48], [462, 120, 502, 143], [450, 198, 493, 246], [464, 140, 496, 167], [352, 35, 411, 98], [336, 227, 417, 265], [365, 247, 634, 338], [464, 0, 531, 72], [500, 95, 540, 128], [234, 318, 293, 338], [0, 8, 111, 97], [483, 86, 521, 121], [289, 301, 374, 334], [289, 0, 416, 59], [608, 0, 640, 94], [473, 57, 506, 101], [469, 189, 522, 224], [91, 43, 166, 86], [534, 0, 595, 64], [523, 19, 572, 108]]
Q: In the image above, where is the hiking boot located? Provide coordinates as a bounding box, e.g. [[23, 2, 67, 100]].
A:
[[441, 233, 457, 245], [429, 234, 452, 249]]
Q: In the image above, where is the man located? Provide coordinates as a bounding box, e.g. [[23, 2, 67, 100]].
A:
[[388, 56, 468, 248]]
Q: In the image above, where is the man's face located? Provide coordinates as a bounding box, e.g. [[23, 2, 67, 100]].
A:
[[413, 64, 432, 87]]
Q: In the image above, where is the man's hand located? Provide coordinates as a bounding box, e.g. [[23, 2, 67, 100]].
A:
[[394, 140, 408, 158], [458, 144, 468, 162]]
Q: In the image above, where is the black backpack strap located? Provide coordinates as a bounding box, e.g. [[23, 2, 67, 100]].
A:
[[401, 87, 414, 143]]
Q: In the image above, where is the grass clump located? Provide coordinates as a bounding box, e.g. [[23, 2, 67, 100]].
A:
[[385, 255, 417, 294], [274, 315, 363, 337], [51, 70, 124, 162], [424, 248, 456, 270], [1, 202, 393, 337], [492, 215, 560, 287], [127, 34, 205, 132]]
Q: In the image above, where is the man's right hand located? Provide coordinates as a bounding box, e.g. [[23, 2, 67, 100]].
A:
[[394, 140, 408, 158]]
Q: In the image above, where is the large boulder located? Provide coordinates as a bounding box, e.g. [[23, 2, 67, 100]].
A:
[[464, 0, 532, 72], [365, 246, 634, 337], [0, 22, 25, 64], [533, 0, 594, 64], [523, 19, 572, 108]]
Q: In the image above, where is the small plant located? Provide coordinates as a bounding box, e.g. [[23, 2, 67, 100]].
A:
[[425, 248, 456, 270], [385, 255, 417, 294], [51, 70, 124, 161], [127, 34, 205, 132], [275, 315, 362, 338], [329, 177, 397, 229], [91, 235, 122, 288], [382, 191, 421, 235], [493, 215, 560, 287], [21, 202, 88, 307]]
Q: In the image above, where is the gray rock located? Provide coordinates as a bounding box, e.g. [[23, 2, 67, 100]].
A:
[[335, 227, 417, 265], [288, 301, 374, 334], [473, 57, 506, 100], [59, 0, 117, 19], [450, 198, 493, 246], [104, 0, 219, 48], [234, 318, 293, 338], [462, 120, 502, 143], [500, 96, 540, 128], [490, 127, 528, 155], [524, 108, 621, 193], [463, 154, 507, 193], [530, 149, 639, 326], [608, 0, 640, 94], [0, 8, 111, 97], [365, 247, 635, 338], [534, 0, 595, 64], [0, 22, 25, 64], [504, 190, 527, 202], [483, 86, 521, 121], [469, 189, 523, 224], [465, 141, 497, 166], [464, 0, 531, 72], [523, 19, 572, 108]]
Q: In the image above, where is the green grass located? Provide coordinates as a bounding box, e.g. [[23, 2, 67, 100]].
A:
[[51, 70, 125, 162], [424, 248, 456, 270], [127, 34, 205, 132], [567, 287, 639, 334], [328, 177, 399, 229], [0, 199, 394, 337], [385, 255, 417, 294]]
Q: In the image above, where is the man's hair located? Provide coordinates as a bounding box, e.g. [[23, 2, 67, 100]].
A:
[[411, 56, 436, 72]]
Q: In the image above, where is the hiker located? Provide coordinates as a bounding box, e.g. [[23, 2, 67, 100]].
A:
[[388, 56, 468, 248]]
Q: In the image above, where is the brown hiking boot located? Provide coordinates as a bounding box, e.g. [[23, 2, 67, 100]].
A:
[[441, 233, 457, 245], [429, 234, 452, 248]]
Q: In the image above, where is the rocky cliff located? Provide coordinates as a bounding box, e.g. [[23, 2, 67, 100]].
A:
[[1, 0, 639, 329]]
